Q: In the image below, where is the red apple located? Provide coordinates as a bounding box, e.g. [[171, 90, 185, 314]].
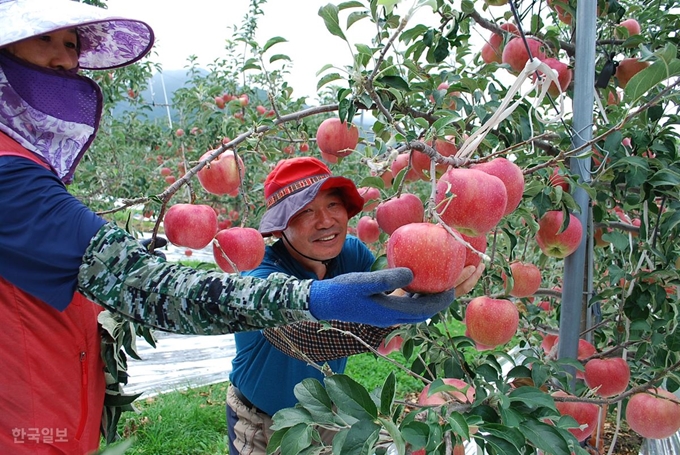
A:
[[481, 42, 502, 64], [430, 82, 459, 110], [196, 150, 245, 195], [435, 168, 508, 237], [175, 128, 184, 137], [164, 175, 176, 184], [482, 23, 519, 64], [549, 167, 570, 191], [472, 157, 524, 215], [417, 378, 475, 406], [616, 58, 650, 89], [256, 105, 267, 115], [316, 118, 359, 157], [502, 38, 547, 73], [552, 391, 600, 442], [357, 187, 381, 211], [504, 261, 542, 298], [160, 167, 172, 176], [214, 96, 225, 109], [536, 211, 583, 258], [356, 216, 381, 244], [184, 249, 193, 257], [390, 152, 423, 182], [465, 296, 519, 348], [320, 150, 339, 164], [616, 18, 641, 38], [212, 227, 265, 273], [377, 335, 404, 356], [164, 204, 218, 250], [239, 94, 249, 106], [584, 357, 630, 397], [541, 58, 573, 97], [626, 388, 680, 439], [462, 233, 487, 268], [375, 193, 424, 235], [387, 222, 466, 294], [299, 142, 309, 153]]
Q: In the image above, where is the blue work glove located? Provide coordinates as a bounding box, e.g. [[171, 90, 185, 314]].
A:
[[140, 236, 168, 260], [309, 268, 456, 327]]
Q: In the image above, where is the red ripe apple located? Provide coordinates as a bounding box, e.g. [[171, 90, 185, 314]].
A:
[[616, 58, 650, 89], [160, 167, 172, 176], [387, 222, 466, 294], [164, 204, 218, 250], [164, 175, 176, 184], [502, 38, 547, 73], [175, 128, 184, 137], [462, 233, 487, 268], [375, 193, 424, 235], [504, 261, 542, 298], [435, 168, 508, 237], [417, 378, 475, 406], [541, 58, 572, 97], [256, 105, 267, 115], [549, 167, 570, 191], [239, 94, 249, 106], [541, 333, 558, 354], [315, 118, 359, 157], [616, 18, 641, 38], [196, 150, 245, 196], [552, 391, 600, 442], [378, 169, 393, 188], [356, 216, 381, 244], [391, 152, 422, 182], [482, 23, 519, 64], [214, 96, 225, 109], [472, 157, 524, 215], [430, 82, 459, 110], [282, 145, 294, 155], [320, 151, 338, 164], [218, 219, 233, 230], [584, 357, 630, 397], [626, 388, 680, 439], [357, 187, 381, 211], [299, 142, 310, 153], [536, 211, 583, 258], [184, 249, 193, 257], [481, 42, 502, 64], [377, 335, 404, 356], [465, 296, 519, 348], [212, 227, 265, 273]]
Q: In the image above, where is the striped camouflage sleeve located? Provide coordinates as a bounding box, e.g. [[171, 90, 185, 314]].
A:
[[77, 223, 315, 334], [262, 321, 394, 362]]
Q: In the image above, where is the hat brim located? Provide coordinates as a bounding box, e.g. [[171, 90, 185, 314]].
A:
[[0, 0, 154, 70], [259, 176, 364, 236]]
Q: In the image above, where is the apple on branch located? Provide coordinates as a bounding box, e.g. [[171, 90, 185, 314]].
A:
[[536, 211, 583, 258], [626, 388, 680, 439], [472, 157, 525, 215], [465, 296, 519, 348], [386, 222, 466, 294], [196, 149, 245, 196], [417, 377, 475, 406], [164, 204, 218, 250], [503, 261, 542, 298], [375, 193, 424, 235], [584, 357, 630, 397], [356, 216, 380, 244], [315, 118, 359, 157], [212, 227, 265, 273], [552, 391, 600, 442]]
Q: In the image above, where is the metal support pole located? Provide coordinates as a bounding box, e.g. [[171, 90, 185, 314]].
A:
[[557, 0, 597, 381]]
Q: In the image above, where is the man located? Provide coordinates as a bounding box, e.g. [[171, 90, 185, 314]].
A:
[[227, 157, 483, 455]]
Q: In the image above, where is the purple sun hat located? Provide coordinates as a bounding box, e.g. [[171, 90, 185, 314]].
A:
[[0, 0, 154, 70]]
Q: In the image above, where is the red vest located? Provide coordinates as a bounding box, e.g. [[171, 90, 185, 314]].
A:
[[0, 132, 106, 454]]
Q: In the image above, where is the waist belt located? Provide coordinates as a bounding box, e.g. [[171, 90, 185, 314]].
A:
[[231, 385, 269, 416]]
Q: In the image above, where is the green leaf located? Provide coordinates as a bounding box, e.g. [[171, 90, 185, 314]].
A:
[[509, 386, 555, 409], [521, 419, 572, 455], [294, 378, 338, 425], [262, 36, 288, 53], [269, 54, 291, 64], [401, 421, 429, 449], [380, 372, 396, 416], [319, 4, 347, 42], [624, 58, 680, 101], [317, 73, 343, 90], [270, 407, 314, 431], [347, 11, 369, 29], [358, 176, 385, 189], [447, 411, 470, 440], [335, 420, 380, 455], [480, 424, 525, 454], [316, 63, 335, 76], [379, 417, 406, 455], [325, 374, 378, 420], [377, 75, 410, 91], [461, 0, 475, 14], [649, 168, 680, 188], [338, 0, 365, 9], [280, 423, 313, 455], [267, 428, 288, 455]]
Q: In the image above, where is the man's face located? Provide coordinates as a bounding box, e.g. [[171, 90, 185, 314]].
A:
[[280, 188, 349, 270]]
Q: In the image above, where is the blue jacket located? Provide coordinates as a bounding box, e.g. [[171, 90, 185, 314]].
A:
[[229, 236, 374, 416]]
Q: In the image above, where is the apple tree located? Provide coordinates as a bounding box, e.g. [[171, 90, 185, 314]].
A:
[[75, 0, 680, 452]]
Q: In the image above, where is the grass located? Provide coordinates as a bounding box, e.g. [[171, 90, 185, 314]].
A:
[[107, 350, 425, 455]]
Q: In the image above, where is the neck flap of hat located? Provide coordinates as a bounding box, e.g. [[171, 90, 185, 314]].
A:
[[0, 51, 102, 183]]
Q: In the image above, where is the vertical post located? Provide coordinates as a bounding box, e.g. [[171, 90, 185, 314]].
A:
[[557, 1, 597, 377]]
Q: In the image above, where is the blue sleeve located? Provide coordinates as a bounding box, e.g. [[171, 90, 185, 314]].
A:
[[345, 235, 375, 272], [0, 157, 106, 311]]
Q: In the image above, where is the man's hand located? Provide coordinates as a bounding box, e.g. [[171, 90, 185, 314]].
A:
[[454, 263, 485, 296]]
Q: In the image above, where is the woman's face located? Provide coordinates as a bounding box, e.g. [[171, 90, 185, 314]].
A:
[[4, 29, 79, 71]]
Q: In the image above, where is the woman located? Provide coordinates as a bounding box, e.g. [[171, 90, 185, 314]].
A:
[[0, 1, 457, 453]]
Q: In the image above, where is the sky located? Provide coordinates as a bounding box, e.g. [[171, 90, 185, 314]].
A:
[[106, 0, 441, 101]]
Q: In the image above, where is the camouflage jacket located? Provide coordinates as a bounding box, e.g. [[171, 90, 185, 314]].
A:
[[77, 223, 315, 334]]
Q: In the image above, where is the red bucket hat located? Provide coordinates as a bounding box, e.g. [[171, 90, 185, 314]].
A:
[[259, 157, 364, 236]]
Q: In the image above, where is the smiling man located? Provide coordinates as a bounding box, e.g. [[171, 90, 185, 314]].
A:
[[226, 156, 483, 454]]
